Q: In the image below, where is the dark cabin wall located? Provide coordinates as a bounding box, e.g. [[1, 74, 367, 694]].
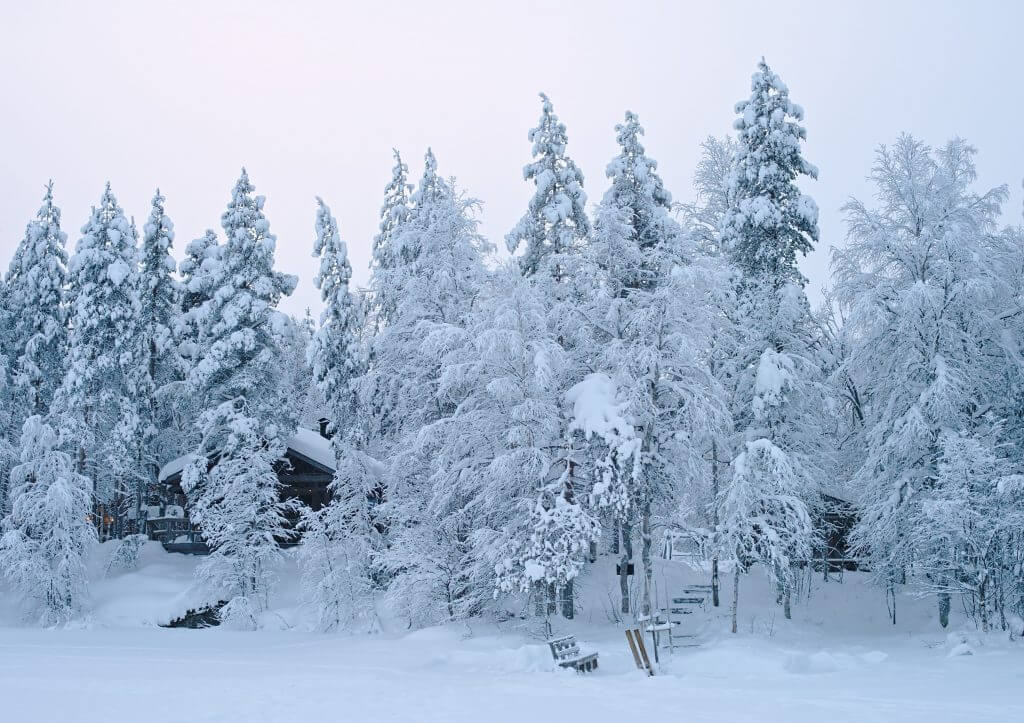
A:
[[818, 494, 859, 571], [275, 452, 333, 511], [149, 448, 334, 552]]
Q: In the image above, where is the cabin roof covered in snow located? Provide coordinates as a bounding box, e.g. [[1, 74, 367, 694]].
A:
[[158, 427, 336, 482], [287, 428, 336, 471]]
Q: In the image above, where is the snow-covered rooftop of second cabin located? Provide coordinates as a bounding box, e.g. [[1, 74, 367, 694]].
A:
[[158, 428, 336, 483]]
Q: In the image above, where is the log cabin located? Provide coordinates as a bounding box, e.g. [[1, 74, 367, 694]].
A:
[[146, 425, 335, 554]]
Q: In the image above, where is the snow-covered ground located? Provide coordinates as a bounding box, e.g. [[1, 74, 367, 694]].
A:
[[2, 543, 1021, 722]]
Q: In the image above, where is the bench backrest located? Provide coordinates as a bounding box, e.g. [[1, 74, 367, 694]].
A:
[[548, 635, 581, 660]]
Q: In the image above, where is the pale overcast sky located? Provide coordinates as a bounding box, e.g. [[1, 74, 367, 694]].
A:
[[2, 0, 1022, 316]]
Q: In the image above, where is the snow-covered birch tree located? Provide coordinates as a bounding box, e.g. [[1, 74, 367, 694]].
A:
[[369, 151, 492, 625], [834, 135, 1014, 627]]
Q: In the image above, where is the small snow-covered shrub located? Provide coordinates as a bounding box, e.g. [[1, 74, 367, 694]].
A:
[[104, 534, 147, 576]]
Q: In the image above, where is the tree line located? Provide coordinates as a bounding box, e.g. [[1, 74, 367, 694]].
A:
[[1, 60, 1023, 634]]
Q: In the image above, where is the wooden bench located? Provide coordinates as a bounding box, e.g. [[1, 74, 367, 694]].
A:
[[548, 635, 599, 673]]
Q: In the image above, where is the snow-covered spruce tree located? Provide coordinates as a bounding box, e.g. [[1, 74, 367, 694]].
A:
[[138, 191, 179, 395], [370, 151, 492, 626], [0, 276, 12, 369], [162, 229, 220, 466], [55, 184, 146, 533], [834, 136, 1013, 627], [715, 61, 827, 628], [503, 93, 595, 618], [506, 93, 590, 281], [361, 151, 417, 453], [369, 149, 413, 332], [6, 182, 69, 417], [309, 199, 364, 431], [279, 310, 325, 429], [1, 183, 68, 514], [0, 415, 96, 625], [0, 348, 17, 517], [582, 117, 730, 616], [300, 198, 379, 632], [722, 59, 818, 284], [0, 278, 14, 515], [177, 229, 219, 368], [138, 190, 182, 503], [183, 170, 298, 626]]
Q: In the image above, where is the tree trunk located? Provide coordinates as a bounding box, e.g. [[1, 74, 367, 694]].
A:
[[611, 519, 619, 555], [783, 584, 791, 620], [620, 522, 632, 615], [979, 575, 989, 633], [641, 500, 653, 618], [588, 540, 597, 564], [711, 440, 720, 607], [561, 579, 574, 619], [938, 592, 950, 628], [711, 558, 720, 608], [731, 566, 740, 634], [546, 582, 556, 616]]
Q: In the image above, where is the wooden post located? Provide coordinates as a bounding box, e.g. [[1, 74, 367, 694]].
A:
[[625, 629, 642, 669], [731, 566, 740, 634], [711, 439, 720, 607], [634, 628, 654, 675], [561, 579, 574, 619], [647, 627, 659, 664], [619, 522, 632, 614]]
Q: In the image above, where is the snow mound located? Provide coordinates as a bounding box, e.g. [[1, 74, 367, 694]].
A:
[[945, 631, 979, 658], [87, 541, 213, 627], [785, 650, 847, 674]]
